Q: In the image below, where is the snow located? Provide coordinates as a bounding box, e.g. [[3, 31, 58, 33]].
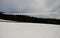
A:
[[0, 0, 60, 37], [0, 19, 16, 22], [0, 22, 60, 38]]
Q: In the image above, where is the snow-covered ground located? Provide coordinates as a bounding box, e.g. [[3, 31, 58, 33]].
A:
[[0, 22, 60, 38], [0, 0, 60, 37], [0, 19, 17, 22]]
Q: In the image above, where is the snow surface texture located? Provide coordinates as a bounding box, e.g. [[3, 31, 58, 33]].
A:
[[0, 0, 60, 19], [0, 22, 60, 38]]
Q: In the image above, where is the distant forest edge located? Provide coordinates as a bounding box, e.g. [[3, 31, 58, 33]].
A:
[[0, 12, 60, 25]]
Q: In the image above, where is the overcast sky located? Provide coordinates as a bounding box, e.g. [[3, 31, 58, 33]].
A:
[[0, 0, 60, 19], [0, 0, 60, 12]]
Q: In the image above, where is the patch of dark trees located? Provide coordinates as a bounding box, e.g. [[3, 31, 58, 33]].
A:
[[0, 12, 60, 25]]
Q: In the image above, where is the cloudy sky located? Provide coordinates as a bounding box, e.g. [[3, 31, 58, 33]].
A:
[[0, 0, 60, 19], [0, 0, 60, 12]]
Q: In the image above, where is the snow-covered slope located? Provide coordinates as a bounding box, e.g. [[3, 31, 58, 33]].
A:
[[0, 22, 60, 38], [0, 19, 16, 22]]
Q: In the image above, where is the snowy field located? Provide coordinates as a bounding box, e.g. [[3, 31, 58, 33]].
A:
[[0, 0, 60, 38], [0, 19, 17, 22], [0, 21, 60, 38]]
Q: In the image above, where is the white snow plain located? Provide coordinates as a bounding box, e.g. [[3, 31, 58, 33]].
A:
[[0, 22, 60, 38]]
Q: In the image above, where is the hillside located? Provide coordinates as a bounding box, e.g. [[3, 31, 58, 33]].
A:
[[0, 12, 60, 25]]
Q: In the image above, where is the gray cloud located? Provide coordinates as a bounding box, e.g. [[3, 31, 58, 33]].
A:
[[0, 0, 60, 12], [0, 0, 60, 19]]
